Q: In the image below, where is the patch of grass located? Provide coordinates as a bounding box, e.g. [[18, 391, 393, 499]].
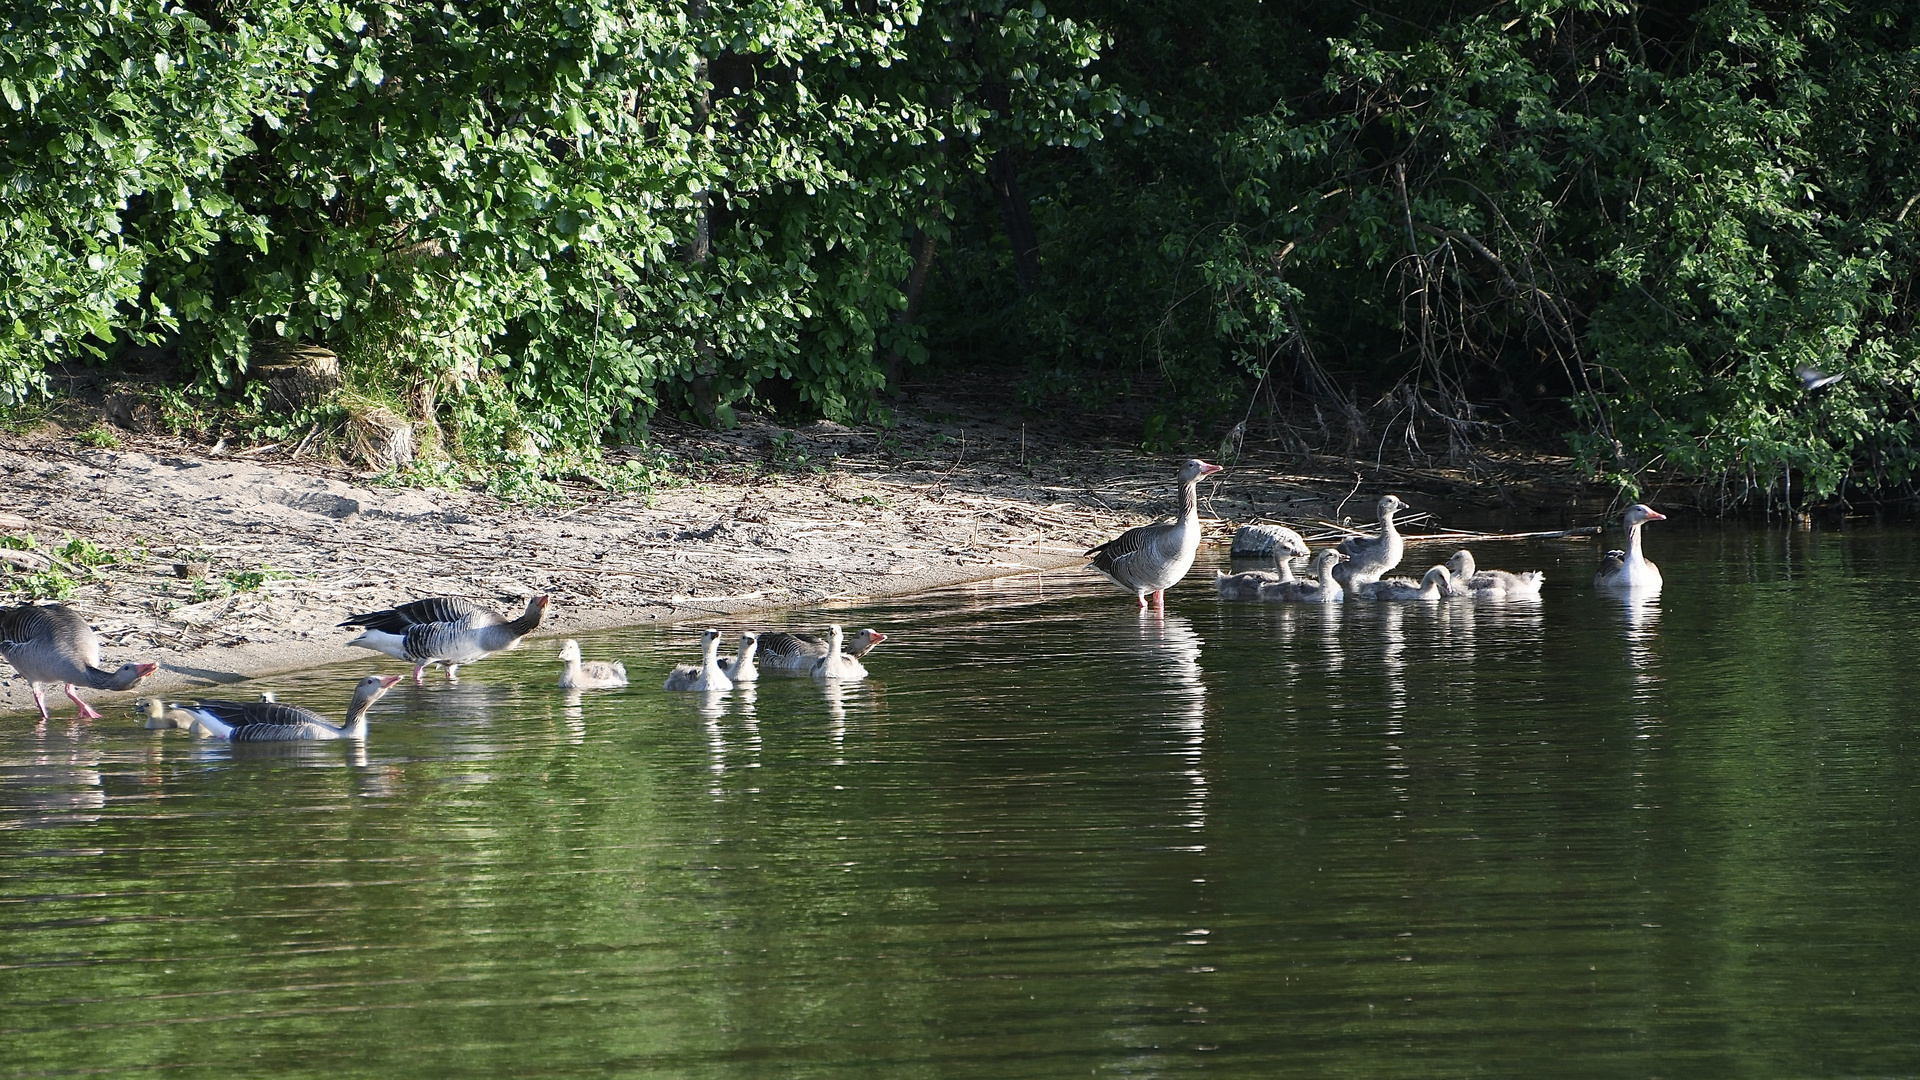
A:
[[15, 568, 77, 600], [0, 534, 34, 551], [59, 537, 115, 568], [74, 425, 122, 449], [225, 566, 288, 593]]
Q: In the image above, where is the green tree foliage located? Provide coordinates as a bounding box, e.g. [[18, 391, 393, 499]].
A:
[[936, 0, 1920, 500], [5, 1, 1917, 502], [1, 0, 1137, 467]]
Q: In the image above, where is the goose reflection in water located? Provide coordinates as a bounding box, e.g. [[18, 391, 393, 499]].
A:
[[0, 755, 107, 828], [1127, 612, 1209, 837]]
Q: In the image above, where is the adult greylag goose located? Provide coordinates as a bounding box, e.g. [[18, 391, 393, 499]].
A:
[[1444, 549, 1546, 601], [1332, 494, 1408, 590], [757, 628, 886, 673], [1086, 458, 1224, 609], [1257, 548, 1348, 603], [718, 632, 759, 683], [340, 595, 550, 683], [173, 675, 403, 741], [809, 624, 869, 681], [1354, 564, 1452, 601], [1594, 504, 1666, 593], [664, 629, 733, 692], [557, 639, 628, 689], [0, 603, 158, 722]]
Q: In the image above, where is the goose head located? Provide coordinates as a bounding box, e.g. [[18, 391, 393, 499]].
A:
[[848, 628, 887, 654], [347, 673, 404, 719], [523, 594, 553, 623], [1423, 565, 1454, 596], [1623, 504, 1666, 527], [1446, 549, 1476, 582], [735, 632, 758, 661], [135, 697, 172, 730], [699, 629, 722, 661], [1307, 548, 1348, 579], [1178, 459, 1225, 484], [557, 639, 583, 664], [1377, 494, 1407, 519], [103, 662, 160, 691]]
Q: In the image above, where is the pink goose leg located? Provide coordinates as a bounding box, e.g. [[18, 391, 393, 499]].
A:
[[63, 683, 104, 719]]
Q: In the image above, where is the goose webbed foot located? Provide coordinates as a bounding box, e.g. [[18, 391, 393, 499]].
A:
[[62, 684, 103, 720]]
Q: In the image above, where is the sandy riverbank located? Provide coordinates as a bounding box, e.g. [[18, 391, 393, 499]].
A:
[[0, 397, 1593, 717]]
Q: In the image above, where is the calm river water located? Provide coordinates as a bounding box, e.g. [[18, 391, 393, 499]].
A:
[[4, 524, 1919, 1076]]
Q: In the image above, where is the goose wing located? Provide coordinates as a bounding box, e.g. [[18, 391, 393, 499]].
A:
[[339, 597, 497, 634], [177, 699, 332, 741], [1086, 519, 1176, 580]]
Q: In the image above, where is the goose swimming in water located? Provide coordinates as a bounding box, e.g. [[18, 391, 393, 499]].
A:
[[1216, 525, 1311, 600], [718, 632, 759, 683], [1086, 458, 1224, 610], [664, 629, 733, 692], [0, 603, 158, 723], [809, 625, 869, 681], [756, 628, 886, 674], [1594, 504, 1666, 594], [557, 639, 628, 689], [1354, 564, 1452, 601], [341, 595, 550, 683], [1332, 495, 1408, 591], [171, 674, 402, 741], [1444, 549, 1546, 602], [1257, 549, 1348, 603]]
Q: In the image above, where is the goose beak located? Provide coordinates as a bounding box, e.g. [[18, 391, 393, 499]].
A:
[[135, 663, 160, 678], [1645, 509, 1667, 521], [1199, 462, 1224, 475], [378, 674, 403, 689]]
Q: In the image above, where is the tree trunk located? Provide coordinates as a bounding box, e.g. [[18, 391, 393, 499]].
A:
[[988, 150, 1040, 294]]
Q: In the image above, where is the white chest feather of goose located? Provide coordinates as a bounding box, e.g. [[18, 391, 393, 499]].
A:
[[1087, 458, 1224, 610]]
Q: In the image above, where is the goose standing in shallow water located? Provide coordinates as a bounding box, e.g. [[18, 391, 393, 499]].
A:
[[810, 625, 869, 681], [341, 595, 550, 683], [1332, 495, 1408, 591], [0, 603, 158, 722], [1257, 549, 1349, 603], [1444, 549, 1546, 602], [1594, 504, 1666, 594], [1354, 564, 1452, 601], [664, 629, 733, 692], [756, 628, 886, 673], [557, 640, 628, 689], [173, 675, 402, 741], [718, 632, 759, 683], [1086, 458, 1224, 610]]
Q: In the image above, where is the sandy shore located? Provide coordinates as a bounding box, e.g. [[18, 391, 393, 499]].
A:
[[0, 400, 1580, 717]]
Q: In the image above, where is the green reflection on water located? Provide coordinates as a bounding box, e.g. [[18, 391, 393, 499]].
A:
[[3, 525, 1919, 1076]]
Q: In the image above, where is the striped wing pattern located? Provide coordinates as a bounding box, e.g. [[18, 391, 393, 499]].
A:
[[187, 700, 337, 741], [339, 597, 499, 634]]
